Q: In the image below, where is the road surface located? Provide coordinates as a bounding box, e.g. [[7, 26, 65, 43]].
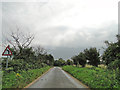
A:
[[28, 67, 87, 88]]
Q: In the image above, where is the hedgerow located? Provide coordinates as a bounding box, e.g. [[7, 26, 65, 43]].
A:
[[62, 65, 120, 88], [2, 66, 50, 88]]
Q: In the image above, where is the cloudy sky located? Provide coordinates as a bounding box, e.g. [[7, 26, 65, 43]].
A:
[[1, 0, 119, 59]]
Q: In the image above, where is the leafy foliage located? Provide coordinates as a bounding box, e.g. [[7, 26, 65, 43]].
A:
[[102, 35, 120, 83], [71, 55, 79, 66], [54, 58, 66, 66], [84, 47, 100, 67], [72, 52, 86, 67], [66, 59, 73, 65], [102, 42, 120, 65], [2, 66, 50, 88], [44, 54, 54, 66], [3, 29, 54, 73], [2, 47, 54, 74], [72, 47, 100, 67], [78, 52, 86, 67], [107, 59, 120, 70]]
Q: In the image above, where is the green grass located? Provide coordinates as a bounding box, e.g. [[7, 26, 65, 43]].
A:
[[62, 65, 120, 88], [2, 66, 51, 88]]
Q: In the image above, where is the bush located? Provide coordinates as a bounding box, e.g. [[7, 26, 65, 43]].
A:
[[2, 66, 50, 88], [2, 59, 48, 72], [66, 59, 73, 65], [54, 58, 66, 66], [116, 68, 120, 84], [2, 59, 26, 71], [107, 59, 120, 70]]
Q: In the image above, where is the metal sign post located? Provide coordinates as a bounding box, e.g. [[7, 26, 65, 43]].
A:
[[6, 49, 10, 69], [6, 56, 8, 69]]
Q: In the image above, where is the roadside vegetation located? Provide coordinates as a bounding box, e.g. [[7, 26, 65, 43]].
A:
[[2, 66, 50, 88], [61, 35, 120, 88], [62, 65, 120, 88], [2, 28, 120, 89], [2, 29, 54, 88]]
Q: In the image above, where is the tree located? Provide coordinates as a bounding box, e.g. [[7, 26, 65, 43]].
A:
[[32, 45, 47, 63], [66, 59, 73, 65], [54, 60, 59, 66], [84, 47, 100, 67], [71, 55, 79, 66], [33, 45, 47, 56], [44, 54, 54, 66], [54, 58, 66, 66], [102, 42, 119, 65], [58, 58, 66, 66], [6, 28, 34, 59], [71, 52, 86, 67], [102, 35, 120, 83], [102, 35, 120, 65], [78, 52, 86, 67]]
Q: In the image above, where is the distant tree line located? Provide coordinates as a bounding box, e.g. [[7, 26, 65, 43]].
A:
[[54, 35, 120, 71], [54, 58, 73, 66], [71, 35, 120, 69], [54, 35, 120, 84]]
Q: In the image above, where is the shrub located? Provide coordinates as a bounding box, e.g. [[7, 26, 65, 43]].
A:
[[2, 59, 48, 72], [107, 59, 120, 70], [116, 68, 120, 84], [2, 66, 50, 88]]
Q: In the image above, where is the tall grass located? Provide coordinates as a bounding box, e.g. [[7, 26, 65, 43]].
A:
[[2, 66, 51, 88], [62, 65, 120, 88]]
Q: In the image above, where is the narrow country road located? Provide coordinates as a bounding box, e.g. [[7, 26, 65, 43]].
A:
[[28, 67, 87, 88]]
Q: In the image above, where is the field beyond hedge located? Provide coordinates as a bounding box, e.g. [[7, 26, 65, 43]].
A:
[[62, 65, 120, 88], [2, 66, 51, 88]]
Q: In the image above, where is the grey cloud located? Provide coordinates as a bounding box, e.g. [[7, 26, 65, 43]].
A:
[[45, 23, 117, 59], [2, 1, 118, 59], [47, 47, 85, 60]]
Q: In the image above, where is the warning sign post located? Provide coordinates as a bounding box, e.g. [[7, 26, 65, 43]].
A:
[[2, 45, 13, 69], [2, 45, 12, 56]]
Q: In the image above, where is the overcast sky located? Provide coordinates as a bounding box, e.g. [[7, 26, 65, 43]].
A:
[[2, 0, 119, 60]]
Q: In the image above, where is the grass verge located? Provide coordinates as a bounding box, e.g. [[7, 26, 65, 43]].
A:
[[2, 66, 51, 88], [62, 65, 120, 88]]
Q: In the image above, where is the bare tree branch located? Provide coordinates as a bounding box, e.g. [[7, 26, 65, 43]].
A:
[[6, 27, 35, 50], [33, 45, 47, 56], [6, 38, 16, 50]]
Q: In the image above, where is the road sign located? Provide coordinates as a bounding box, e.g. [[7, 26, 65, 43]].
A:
[[2, 45, 12, 56]]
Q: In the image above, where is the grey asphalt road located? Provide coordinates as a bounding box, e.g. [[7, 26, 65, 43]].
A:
[[28, 67, 87, 88]]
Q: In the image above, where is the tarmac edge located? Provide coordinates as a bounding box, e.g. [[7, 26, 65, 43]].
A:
[[61, 68, 90, 89], [24, 67, 53, 88]]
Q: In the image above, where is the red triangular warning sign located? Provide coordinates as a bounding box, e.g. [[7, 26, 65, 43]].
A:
[[2, 45, 13, 56]]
